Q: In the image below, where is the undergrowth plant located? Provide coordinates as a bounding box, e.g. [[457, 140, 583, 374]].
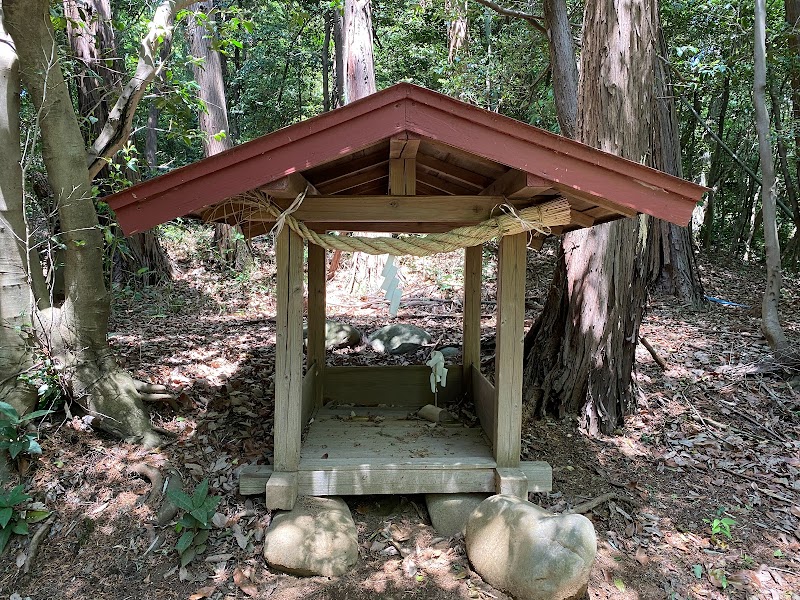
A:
[[167, 479, 220, 566], [0, 485, 31, 554], [0, 401, 52, 461]]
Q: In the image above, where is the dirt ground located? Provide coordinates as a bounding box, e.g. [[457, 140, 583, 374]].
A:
[[1, 232, 799, 600]]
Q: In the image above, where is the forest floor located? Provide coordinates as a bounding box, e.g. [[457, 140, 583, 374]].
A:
[[1, 230, 799, 600]]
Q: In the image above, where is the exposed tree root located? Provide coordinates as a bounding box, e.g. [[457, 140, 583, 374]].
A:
[[23, 513, 56, 574], [142, 467, 184, 557], [566, 492, 618, 514], [129, 462, 164, 507]]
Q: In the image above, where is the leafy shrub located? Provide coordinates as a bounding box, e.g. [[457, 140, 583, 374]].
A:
[[0, 485, 31, 554], [0, 401, 52, 460], [167, 479, 220, 566]]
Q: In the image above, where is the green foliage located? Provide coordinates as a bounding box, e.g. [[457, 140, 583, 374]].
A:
[[0, 402, 52, 460], [167, 479, 220, 566], [18, 358, 66, 411], [704, 512, 736, 540], [0, 485, 31, 554]]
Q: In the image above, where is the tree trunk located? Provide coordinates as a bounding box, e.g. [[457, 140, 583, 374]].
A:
[[700, 75, 731, 249], [332, 7, 345, 108], [754, 0, 788, 351], [543, 0, 577, 139], [187, 0, 251, 270], [339, 0, 384, 293], [5, 0, 159, 445], [446, 0, 469, 63], [0, 14, 38, 414], [523, 0, 662, 435]]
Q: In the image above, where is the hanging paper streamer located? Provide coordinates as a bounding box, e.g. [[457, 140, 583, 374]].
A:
[[426, 350, 448, 394], [380, 255, 403, 316]]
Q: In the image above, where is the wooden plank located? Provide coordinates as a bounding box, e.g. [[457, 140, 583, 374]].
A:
[[301, 367, 317, 428], [416, 170, 474, 195], [495, 467, 528, 498], [404, 158, 416, 195], [307, 242, 326, 409], [316, 161, 389, 194], [241, 460, 551, 496], [323, 364, 463, 407], [274, 228, 304, 472], [473, 369, 496, 445], [260, 172, 320, 198], [265, 471, 298, 510], [241, 464, 497, 496], [520, 461, 552, 492], [389, 132, 420, 159], [256, 195, 531, 223], [494, 233, 526, 468], [416, 154, 488, 189], [389, 158, 405, 195], [570, 209, 596, 227], [302, 222, 481, 234], [480, 169, 552, 197], [463, 244, 482, 395]]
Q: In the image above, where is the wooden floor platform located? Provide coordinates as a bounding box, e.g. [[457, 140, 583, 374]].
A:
[[240, 405, 552, 497]]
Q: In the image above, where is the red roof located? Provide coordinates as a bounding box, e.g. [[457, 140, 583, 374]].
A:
[[106, 83, 705, 236]]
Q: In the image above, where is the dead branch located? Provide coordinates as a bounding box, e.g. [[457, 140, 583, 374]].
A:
[[23, 514, 56, 574], [565, 492, 617, 514], [639, 336, 668, 370], [472, 0, 547, 33]]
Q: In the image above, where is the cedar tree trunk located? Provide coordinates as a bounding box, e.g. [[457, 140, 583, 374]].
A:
[[187, 0, 251, 270], [523, 0, 662, 435]]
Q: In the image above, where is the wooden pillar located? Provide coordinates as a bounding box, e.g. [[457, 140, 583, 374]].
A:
[[307, 242, 327, 410], [269, 227, 304, 509], [493, 233, 526, 469], [463, 245, 482, 391]]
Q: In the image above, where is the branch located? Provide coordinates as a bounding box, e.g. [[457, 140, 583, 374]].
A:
[[472, 0, 546, 34], [87, 0, 194, 178]]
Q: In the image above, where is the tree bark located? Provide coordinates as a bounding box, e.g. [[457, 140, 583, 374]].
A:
[[5, 0, 159, 445], [64, 0, 172, 285], [187, 0, 251, 270], [446, 0, 469, 63], [543, 0, 577, 139], [0, 13, 38, 414], [523, 0, 663, 435], [754, 0, 788, 352], [344, 0, 376, 102]]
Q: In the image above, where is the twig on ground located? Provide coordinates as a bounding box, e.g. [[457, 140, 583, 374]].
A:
[[566, 492, 618, 514], [23, 513, 56, 574], [735, 410, 789, 442], [640, 337, 668, 370]]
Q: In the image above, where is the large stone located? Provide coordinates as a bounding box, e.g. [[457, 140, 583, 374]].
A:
[[263, 496, 358, 577], [426, 493, 490, 537], [368, 324, 432, 355], [303, 320, 362, 349], [465, 495, 596, 600]]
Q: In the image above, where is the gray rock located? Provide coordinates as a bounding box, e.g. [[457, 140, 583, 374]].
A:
[[465, 495, 596, 600], [368, 324, 432, 355], [426, 493, 490, 537], [303, 320, 362, 349], [263, 496, 358, 577], [438, 345, 461, 358]]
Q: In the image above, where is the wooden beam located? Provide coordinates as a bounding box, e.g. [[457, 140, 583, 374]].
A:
[[416, 170, 474, 195], [323, 365, 463, 407], [307, 243, 326, 411], [265, 472, 298, 510], [249, 195, 534, 224], [473, 369, 496, 445], [417, 154, 487, 189], [480, 169, 553, 198], [241, 460, 552, 496], [316, 161, 389, 194], [570, 209, 596, 227], [389, 132, 421, 159], [274, 228, 304, 473], [260, 172, 320, 198], [495, 468, 528, 498], [463, 245, 482, 395], [493, 233, 526, 468]]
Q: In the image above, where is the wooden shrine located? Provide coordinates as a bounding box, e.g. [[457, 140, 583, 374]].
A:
[[106, 83, 705, 510]]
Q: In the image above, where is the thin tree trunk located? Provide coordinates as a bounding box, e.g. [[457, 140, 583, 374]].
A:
[[700, 75, 731, 249], [754, 0, 788, 351], [523, 0, 662, 435], [323, 10, 332, 112], [187, 0, 251, 270], [446, 0, 469, 63], [5, 0, 159, 445], [333, 8, 345, 108], [0, 14, 38, 414], [543, 0, 577, 139]]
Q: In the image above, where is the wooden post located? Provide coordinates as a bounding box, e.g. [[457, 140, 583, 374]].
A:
[[271, 227, 304, 509], [493, 233, 526, 469], [307, 242, 326, 410], [463, 245, 482, 392]]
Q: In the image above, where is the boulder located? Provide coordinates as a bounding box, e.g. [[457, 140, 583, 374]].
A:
[[303, 320, 362, 349], [425, 493, 490, 537], [465, 495, 596, 600], [263, 496, 358, 577], [368, 324, 431, 354]]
